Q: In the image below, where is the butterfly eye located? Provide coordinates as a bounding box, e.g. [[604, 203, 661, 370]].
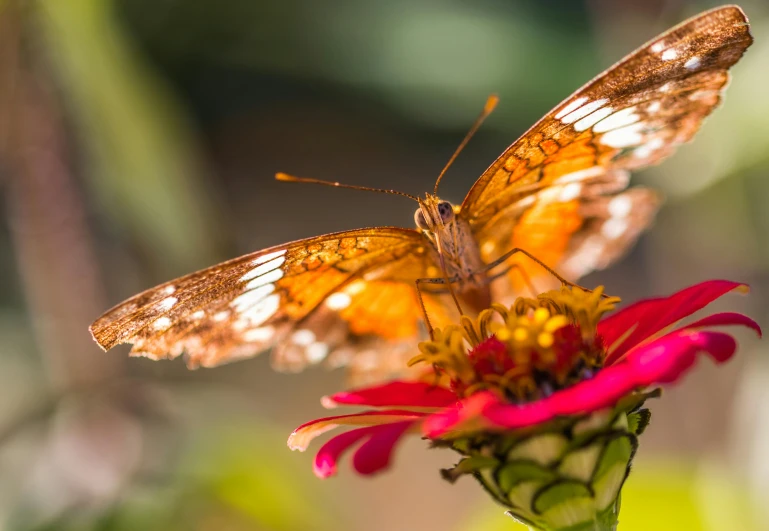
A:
[[414, 209, 429, 230], [438, 202, 454, 223]]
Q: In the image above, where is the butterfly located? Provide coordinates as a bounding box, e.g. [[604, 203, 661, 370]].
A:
[[90, 5, 752, 384]]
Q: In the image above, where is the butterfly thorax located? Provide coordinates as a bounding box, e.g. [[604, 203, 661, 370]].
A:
[[415, 195, 488, 300]]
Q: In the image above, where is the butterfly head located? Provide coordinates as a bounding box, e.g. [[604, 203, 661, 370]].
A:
[[415, 195, 456, 234]]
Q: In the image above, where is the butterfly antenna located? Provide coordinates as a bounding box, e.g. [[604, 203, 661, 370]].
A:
[[276, 173, 419, 202], [433, 94, 499, 195]]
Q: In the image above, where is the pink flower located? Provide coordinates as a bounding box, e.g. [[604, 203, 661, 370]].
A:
[[290, 281, 759, 476], [289, 281, 759, 529]]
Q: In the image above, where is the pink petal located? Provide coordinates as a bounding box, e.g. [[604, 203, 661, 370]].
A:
[[322, 381, 457, 409], [678, 312, 762, 337], [353, 421, 415, 475], [599, 280, 747, 364], [289, 409, 425, 451], [425, 329, 740, 436], [420, 392, 498, 437], [313, 420, 416, 478], [626, 331, 736, 381], [314, 427, 373, 478]]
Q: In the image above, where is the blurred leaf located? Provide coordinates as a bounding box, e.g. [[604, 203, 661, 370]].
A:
[[180, 423, 334, 531], [119, 0, 596, 130], [33, 0, 226, 274]]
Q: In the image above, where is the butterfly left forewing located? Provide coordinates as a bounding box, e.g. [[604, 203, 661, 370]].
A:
[[90, 227, 453, 376]]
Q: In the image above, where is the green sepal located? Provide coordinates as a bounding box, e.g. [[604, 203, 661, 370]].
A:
[[443, 391, 657, 531], [496, 460, 556, 492], [627, 408, 652, 436], [532, 480, 593, 514], [440, 455, 498, 483]]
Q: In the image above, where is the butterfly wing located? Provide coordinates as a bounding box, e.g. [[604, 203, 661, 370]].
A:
[[90, 227, 453, 381], [460, 5, 751, 290]]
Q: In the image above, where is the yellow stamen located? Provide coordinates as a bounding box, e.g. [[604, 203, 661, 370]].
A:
[[544, 315, 569, 333], [533, 307, 550, 325], [538, 332, 554, 348], [412, 285, 618, 400]]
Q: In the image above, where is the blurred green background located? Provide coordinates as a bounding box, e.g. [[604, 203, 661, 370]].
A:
[[1, 0, 768, 529]]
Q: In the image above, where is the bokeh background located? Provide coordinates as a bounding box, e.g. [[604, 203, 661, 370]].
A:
[[1, 0, 768, 529]]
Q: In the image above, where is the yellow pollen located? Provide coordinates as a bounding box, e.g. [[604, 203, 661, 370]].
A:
[[513, 328, 529, 342], [496, 328, 512, 341], [538, 332, 554, 348], [533, 307, 550, 325]]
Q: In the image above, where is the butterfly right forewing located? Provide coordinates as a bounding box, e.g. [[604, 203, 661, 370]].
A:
[[461, 5, 750, 297], [461, 5, 752, 233]]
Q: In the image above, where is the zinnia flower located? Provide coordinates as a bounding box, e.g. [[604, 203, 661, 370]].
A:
[[289, 280, 760, 531]]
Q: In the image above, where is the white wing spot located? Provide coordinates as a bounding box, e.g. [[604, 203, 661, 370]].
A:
[[689, 89, 719, 102], [541, 181, 582, 203], [238, 294, 280, 326], [608, 195, 633, 218], [560, 234, 605, 276], [292, 329, 316, 346], [252, 250, 287, 266], [345, 280, 367, 296], [555, 96, 589, 119], [481, 240, 496, 256], [163, 285, 176, 295], [647, 101, 662, 113], [243, 326, 275, 343], [556, 166, 604, 184], [158, 296, 178, 311], [602, 218, 629, 240], [232, 283, 275, 311], [684, 56, 701, 70], [306, 342, 329, 363], [661, 49, 678, 61], [325, 292, 352, 311], [152, 316, 173, 331], [593, 107, 639, 133], [573, 106, 613, 132], [633, 137, 665, 159], [240, 255, 286, 282], [244, 268, 284, 290], [559, 98, 609, 125], [213, 310, 230, 322], [191, 310, 206, 320], [651, 41, 665, 53], [600, 123, 644, 148], [659, 82, 673, 93], [558, 182, 582, 202]]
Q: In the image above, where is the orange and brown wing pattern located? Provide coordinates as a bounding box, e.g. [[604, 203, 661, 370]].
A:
[[461, 5, 752, 232], [90, 227, 448, 376], [484, 179, 662, 298]]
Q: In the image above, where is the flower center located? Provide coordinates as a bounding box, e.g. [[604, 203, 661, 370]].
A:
[[411, 286, 620, 402]]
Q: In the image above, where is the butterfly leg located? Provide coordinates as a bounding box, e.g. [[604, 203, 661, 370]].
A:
[[414, 275, 463, 340], [479, 248, 578, 290], [489, 263, 540, 298]]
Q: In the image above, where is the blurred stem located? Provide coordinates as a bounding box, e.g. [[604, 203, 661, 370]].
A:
[[0, 1, 122, 391], [32, 0, 228, 276]]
